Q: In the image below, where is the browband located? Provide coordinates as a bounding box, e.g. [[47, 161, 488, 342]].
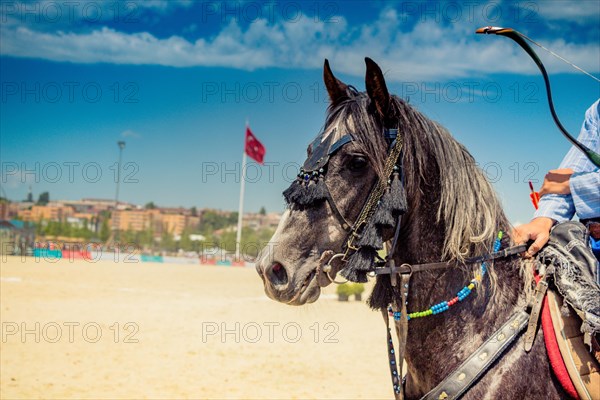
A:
[[302, 127, 397, 172]]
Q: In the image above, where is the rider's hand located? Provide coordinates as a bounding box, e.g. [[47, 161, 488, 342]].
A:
[[539, 168, 574, 196], [512, 217, 555, 258]]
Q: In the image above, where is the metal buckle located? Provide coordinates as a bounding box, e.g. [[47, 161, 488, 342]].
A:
[[399, 263, 413, 276], [346, 232, 360, 251], [392, 263, 413, 287]]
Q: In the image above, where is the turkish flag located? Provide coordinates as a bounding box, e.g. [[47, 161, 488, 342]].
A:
[[245, 127, 265, 164]]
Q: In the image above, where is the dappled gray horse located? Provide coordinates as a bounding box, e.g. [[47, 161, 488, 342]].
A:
[[256, 58, 563, 399]]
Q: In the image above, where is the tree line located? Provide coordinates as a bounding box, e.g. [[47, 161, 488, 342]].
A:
[[31, 210, 274, 257]]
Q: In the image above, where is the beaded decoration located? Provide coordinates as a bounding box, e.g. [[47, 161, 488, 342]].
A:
[[283, 167, 328, 206], [297, 167, 324, 183], [388, 231, 504, 321]]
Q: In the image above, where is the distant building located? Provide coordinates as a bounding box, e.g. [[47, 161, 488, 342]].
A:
[[63, 198, 137, 213], [111, 208, 201, 237], [111, 209, 150, 232], [18, 204, 74, 222], [7, 201, 33, 218], [243, 212, 281, 230], [160, 213, 186, 235], [158, 207, 194, 216], [7, 195, 279, 240], [0, 201, 8, 220]]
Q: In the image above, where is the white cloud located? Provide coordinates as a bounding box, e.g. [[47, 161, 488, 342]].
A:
[[132, 0, 194, 12], [1, 0, 193, 19], [534, 1, 600, 22], [0, 8, 598, 82], [121, 130, 141, 139]]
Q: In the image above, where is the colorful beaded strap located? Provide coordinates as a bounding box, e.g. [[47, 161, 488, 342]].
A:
[[388, 231, 504, 321]]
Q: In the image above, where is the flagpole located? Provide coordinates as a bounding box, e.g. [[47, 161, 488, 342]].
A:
[[235, 122, 248, 262]]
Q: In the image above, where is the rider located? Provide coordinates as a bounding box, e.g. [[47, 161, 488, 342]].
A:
[[513, 99, 600, 363], [513, 98, 600, 283]]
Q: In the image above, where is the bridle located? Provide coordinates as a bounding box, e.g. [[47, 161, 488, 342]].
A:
[[286, 121, 406, 284]]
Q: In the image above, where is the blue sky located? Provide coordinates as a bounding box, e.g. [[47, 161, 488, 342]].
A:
[[1, 0, 599, 225]]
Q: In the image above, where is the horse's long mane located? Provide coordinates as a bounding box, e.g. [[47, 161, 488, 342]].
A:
[[325, 89, 509, 262]]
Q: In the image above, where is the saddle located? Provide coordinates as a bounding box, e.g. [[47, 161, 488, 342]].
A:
[[545, 289, 600, 400], [535, 221, 600, 399]]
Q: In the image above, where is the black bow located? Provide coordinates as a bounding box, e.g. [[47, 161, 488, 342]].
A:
[[477, 26, 600, 168]]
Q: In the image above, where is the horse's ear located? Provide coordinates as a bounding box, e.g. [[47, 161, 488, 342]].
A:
[[323, 59, 349, 105], [365, 57, 390, 118]]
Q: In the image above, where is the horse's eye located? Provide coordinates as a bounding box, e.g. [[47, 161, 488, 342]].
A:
[[348, 156, 368, 172]]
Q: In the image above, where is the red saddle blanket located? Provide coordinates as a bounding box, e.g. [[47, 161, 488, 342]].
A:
[[542, 290, 600, 400]]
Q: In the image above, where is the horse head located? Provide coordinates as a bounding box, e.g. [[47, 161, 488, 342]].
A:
[[255, 58, 411, 305]]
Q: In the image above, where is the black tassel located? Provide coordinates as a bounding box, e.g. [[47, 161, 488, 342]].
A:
[[282, 180, 297, 204], [341, 247, 377, 282], [347, 247, 376, 271], [357, 219, 384, 249], [306, 179, 328, 203], [283, 179, 327, 206], [372, 195, 395, 227], [371, 170, 405, 228], [387, 172, 407, 214], [341, 268, 369, 283], [367, 275, 393, 310], [372, 172, 406, 229], [283, 181, 306, 205]]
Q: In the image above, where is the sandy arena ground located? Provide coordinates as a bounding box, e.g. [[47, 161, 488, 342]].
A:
[[1, 256, 392, 399]]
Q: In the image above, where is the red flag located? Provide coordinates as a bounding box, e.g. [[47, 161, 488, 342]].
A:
[[245, 127, 265, 164]]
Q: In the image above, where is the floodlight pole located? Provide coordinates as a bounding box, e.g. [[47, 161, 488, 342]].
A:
[[114, 141, 126, 241]]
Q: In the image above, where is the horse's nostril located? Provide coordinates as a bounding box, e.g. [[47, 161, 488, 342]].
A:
[[268, 262, 288, 286]]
